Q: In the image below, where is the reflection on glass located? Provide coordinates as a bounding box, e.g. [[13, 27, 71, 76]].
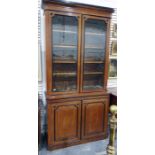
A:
[[52, 15, 78, 92], [83, 18, 107, 91]]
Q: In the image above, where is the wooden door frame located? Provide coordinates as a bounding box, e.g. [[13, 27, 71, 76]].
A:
[[80, 15, 111, 93], [45, 10, 82, 95]]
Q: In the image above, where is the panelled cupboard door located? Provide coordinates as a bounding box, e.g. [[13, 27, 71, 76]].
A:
[[81, 15, 110, 92], [82, 98, 109, 139], [48, 101, 81, 146], [46, 11, 81, 94]]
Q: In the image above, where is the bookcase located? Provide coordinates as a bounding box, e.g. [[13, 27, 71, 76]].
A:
[[43, 0, 114, 150]]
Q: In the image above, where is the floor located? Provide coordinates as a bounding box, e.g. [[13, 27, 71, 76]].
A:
[[39, 137, 117, 155]]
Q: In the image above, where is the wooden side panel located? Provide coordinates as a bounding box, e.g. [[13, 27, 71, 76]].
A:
[[82, 98, 109, 139], [48, 101, 81, 147]]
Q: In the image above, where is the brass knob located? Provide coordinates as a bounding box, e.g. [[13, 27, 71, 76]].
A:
[[110, 105, 117, 115]]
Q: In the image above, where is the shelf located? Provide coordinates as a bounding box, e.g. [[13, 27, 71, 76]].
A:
[[53, 45, 77, 48], [85, 45, 104, 49], [84, 61, 104, 64], [53, 72, 76, 77], [83, 85, 103, 90], [84, 72, 103, 75], [53, 60, 77, 64], [53, 29, 77, 34], [53, 45, 103, 49], [85, 32, 105, 36]]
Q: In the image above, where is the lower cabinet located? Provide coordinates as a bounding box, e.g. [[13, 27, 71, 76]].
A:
[[82, 98, 109, 139], [47, 96, 109, 150], [48, 101, 81, 148]]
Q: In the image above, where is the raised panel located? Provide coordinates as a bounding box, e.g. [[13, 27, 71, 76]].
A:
[[55, 104, 78, 141], [85, 102, 104, 134], [82, 98, 108, 139], [48, 101, 81, 146]]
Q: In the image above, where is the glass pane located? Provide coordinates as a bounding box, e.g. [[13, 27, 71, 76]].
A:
[[83, 18, 107, 91], [52, 15, 78, 92]]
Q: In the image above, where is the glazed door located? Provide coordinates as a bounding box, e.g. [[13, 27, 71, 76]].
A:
[[82, 98, 109, 139], [81, 15, 109, 92], [46, 12, 81, 94], [48, 101, 81, 147]]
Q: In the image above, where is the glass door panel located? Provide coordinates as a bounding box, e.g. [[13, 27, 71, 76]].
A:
[[83, 17, 107, 91], [52, 15, 78, 92]]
